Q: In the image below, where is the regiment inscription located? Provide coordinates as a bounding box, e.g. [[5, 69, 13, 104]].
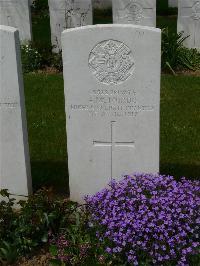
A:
[[70, 88, 154, 118]]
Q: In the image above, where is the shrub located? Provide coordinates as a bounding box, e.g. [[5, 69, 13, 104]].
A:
[[161, 28, 200, 74], [0, 188, 75, 263], [25, 41, 63, 73], [49, 208, 102, 265], [0, 190, 16, 241], [50, 51, 63, 72], [21, 43, 42, 73], [85, 174, 200, 265]]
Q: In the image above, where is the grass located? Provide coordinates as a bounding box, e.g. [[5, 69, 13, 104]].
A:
[[32, 14, 51, 47], [23, 73, 200, 193], [24, 74, 68, 193], [157, 15, 177, 33], [27, 6, 199, 192], [160, 75, 200, 178], [157, 0, 178, 16]]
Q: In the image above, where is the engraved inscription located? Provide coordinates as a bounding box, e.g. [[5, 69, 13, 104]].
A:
[[51, 0, 91, 28], [64, 1, 91, 28], [118, 1, 144, 23], [0, 103, 18, 108], [88, 40, 135, 85], [192, 1, 200, 20], [70, 88, 154, 117]]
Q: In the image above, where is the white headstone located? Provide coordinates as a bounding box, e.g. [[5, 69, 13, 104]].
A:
[[178, 0, 200, 49], [48, 0, 93, 52], [112, 0, 156, 27], [62, 24, 161, 203], [169, 0, 178, 8], [0, 0, 32, 42], [0, 25, 32, 198]]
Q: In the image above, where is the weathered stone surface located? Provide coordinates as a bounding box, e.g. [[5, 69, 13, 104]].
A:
[[48, 0, 93, 52], [178, 0, 200, 49], [0, 0, 32, 42], [0, 25, 32, 197], [169, 0, 178, 8], [62, 24, 161, 203], [112, 0, 156, 27]]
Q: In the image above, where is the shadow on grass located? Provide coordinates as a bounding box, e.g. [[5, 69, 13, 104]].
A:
[[31, 161, 69, 196], [31, 160, 199, 197], [160, 163, 200, 180]]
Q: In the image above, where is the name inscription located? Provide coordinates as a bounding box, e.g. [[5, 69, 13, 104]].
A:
[[0, 102, 18, 108], [70, 88, 154, 117]]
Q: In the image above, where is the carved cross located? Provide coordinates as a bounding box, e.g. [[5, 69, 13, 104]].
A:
[[93, 121, 135, 179]]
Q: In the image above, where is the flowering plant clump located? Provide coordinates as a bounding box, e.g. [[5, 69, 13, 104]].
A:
[[21, 43, 42, 73], [85, 174, 200, 266], [48, 209, 109, 265], [49, 233, 93, 265]]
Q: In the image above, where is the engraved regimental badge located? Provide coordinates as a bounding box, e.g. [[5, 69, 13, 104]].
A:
[[88, 40, 135, 85], [192, 1, 200, 20], [126, 2, 144, 23]]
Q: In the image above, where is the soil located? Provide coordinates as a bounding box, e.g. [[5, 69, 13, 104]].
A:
[[176, 70, 200, 76], [13, 250, 51, 266], [162, 69, 200, 76], [37, 67, 61, 74]]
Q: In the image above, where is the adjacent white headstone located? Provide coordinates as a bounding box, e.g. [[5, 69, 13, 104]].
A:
[[62, 24, 161, 203], [112, 0, 156, 27], [0, 0, 32, 42], [169, 0, 178, 8], [48, 0, 93, 52], [0, 25, 32, 198], [178, 0, 200, 49]]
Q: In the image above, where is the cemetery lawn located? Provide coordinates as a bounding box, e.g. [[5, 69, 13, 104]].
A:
[[157, 15, 177, 33], [24, 73, 68, 193], [24, 73, 200, 192], [32, 14, 51, 47]]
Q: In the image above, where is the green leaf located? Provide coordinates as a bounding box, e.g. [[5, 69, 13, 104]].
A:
[[49, 245, 58, 256], [41, 232, 48, 243], [0, 189, 10, 198], [49, 258, 62, 266]]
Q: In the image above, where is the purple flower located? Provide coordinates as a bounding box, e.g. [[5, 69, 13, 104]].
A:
[[85, 173, 200, 265]]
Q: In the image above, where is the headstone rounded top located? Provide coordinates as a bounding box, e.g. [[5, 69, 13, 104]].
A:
[[0, 25, 17, 33], [88, 39, 135, 85], [62, 23, 161, 34]]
